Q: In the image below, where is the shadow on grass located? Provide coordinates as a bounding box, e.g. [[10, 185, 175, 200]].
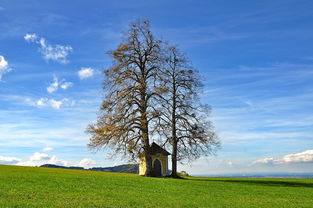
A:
[[191, 178, 313, 188]]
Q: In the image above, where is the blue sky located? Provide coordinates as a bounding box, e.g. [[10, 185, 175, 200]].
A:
[[0, 0, 313, 174]]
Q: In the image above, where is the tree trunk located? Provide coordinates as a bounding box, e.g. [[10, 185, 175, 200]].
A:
[[171, 139, 178, 178], [171, 74, 179, 178], [144, 150, 153, 176], [141, 112, 153, 176], [143, 125, 153, 176], [141, 83, 152, 177]]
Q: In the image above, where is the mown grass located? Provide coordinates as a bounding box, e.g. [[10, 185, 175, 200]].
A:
[[0, 165, 313, 208]]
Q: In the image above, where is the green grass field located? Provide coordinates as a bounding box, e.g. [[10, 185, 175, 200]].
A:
[[0, 165, 312, 208]]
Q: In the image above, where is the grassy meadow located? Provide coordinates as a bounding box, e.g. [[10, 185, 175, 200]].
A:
[[0, 165, 312, 208]]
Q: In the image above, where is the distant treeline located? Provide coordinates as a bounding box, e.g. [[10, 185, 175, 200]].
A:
[[40, 164, 139, 174]]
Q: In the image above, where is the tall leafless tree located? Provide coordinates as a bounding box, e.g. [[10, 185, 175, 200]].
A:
[[87, 19, 162, 176], [159, 45, 220, 178]]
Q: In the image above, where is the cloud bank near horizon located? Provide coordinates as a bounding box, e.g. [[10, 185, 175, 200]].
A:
[[0, 148, 97, 169], [253, 150, 313, 165]]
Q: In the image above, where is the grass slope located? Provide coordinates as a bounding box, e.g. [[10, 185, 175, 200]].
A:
[[0, 165, 313, 208]]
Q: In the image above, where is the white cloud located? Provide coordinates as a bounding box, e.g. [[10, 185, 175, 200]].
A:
[[265, 116, 313, 128], [252, 157, 275, 165], [50, 99, 63, 109], [17, 151, 70, 167], [281, 150, 313, 163], [78, 158, 97, 169], [18, 155, 70, 167], [60, 82, 73, 90], [47, 75, 73, 93], [24, 33, 38, 42], [29, 152, 50, 161], [36, 98, 48, 107], [39, 38, 73, 64], [42, 147, 54, 152], [26, 97, 74, 109], [0, 156, 21, 165], [24, 33, 73, 64], [253, 150, 313, 165], [0, 55, 12, 80], [47, 76, 59, 93], [47, 155, 70, 166], [78, 67, 94, 79], [1, 151, 96, 170], [34, 98, 65, 109]]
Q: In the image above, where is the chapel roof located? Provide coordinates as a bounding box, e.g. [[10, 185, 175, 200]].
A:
[[150, 142, 171, 156]]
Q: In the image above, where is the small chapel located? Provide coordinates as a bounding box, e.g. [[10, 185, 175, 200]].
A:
[[139, 142, 170, 177]]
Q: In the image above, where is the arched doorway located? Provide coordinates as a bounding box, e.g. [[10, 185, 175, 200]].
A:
[[153, 159, 162, 177]]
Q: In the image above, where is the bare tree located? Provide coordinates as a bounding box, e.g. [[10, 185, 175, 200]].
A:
[[159, 45, 220, 178], [87, 19, 162, 176]]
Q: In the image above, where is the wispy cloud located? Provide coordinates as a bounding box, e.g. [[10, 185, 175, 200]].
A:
[[49, 99, 64, 109], [0, 93, 99, 148], [0, 122, 88, 148], [42, 147, 54, 152], [24, 33, 73, 64], [159, 26, 249, 47], [60, 82, 73, 90], [203, 63, 313, 95], [47, 75, 73, 93], [47, 76, 59, 93], [26, 97, 74, 109], [0, 55, 12, 81], [202, 62, 313, 150], [221, 131, 313, 142], [265, 116, 313, 128]]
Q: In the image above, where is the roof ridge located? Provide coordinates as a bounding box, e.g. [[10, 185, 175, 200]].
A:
[[150, 142, 170, 155]]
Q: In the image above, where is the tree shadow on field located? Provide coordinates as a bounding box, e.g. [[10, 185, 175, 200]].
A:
[[192, 178, 313, 188]]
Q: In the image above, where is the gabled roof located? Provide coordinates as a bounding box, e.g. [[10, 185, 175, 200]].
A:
[[150, 142, 170, 156]]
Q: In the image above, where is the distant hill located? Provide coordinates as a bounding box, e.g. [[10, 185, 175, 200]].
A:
[[40, 163, 139, 174], [90, 164, 139, 174], [40, 164, 84, 170]]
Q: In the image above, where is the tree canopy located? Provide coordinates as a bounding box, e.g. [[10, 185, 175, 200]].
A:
[[87, 19, 220, 177]]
